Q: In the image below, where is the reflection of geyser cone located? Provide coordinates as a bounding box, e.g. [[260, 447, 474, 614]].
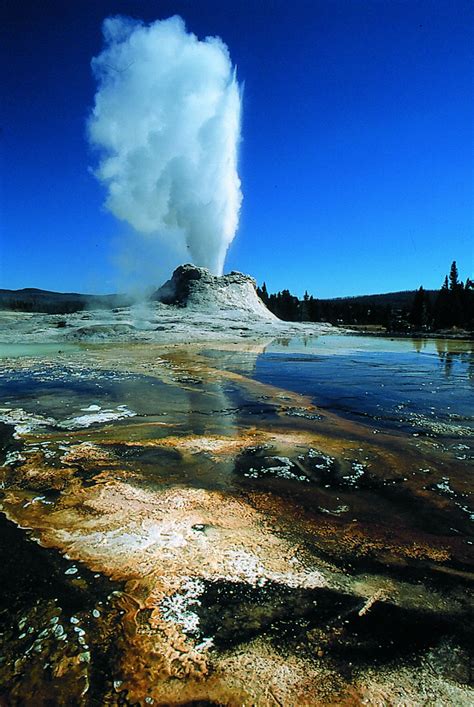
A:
[[153, 264, 277, 320]]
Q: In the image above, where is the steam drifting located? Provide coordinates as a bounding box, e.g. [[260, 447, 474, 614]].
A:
[[88, 16, 242, 275]]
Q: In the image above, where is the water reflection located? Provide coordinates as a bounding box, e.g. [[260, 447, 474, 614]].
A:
[[204, 337, 474, 437], [434, 338, 474, 380], [412, 338, 424, 354], [268, 334, 474, 359]]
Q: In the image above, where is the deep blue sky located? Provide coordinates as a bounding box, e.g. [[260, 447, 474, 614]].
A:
[[1, 0, 473, 297]]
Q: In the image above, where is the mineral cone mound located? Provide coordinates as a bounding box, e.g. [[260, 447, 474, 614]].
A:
[[0, 264, 335, 343], [154, 264, 277, 320]]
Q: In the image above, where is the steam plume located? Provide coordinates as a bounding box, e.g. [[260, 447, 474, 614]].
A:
[[88, 15, 242, 275]]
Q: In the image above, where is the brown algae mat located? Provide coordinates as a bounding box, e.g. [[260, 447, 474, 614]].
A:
[[0, 343, 472, 705]]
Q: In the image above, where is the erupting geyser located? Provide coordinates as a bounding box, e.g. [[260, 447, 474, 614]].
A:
[[88, 15, 242, 275]]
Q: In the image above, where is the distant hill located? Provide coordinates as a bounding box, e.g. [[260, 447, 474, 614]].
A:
[[0, 286, 437, 316], [318, 289, 438, 308], [0, 288, 132, 314]]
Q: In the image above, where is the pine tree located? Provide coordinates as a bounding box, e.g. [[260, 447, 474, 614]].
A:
[[463, 279, 474, 329], [257, 282, 269, 305], [449, 261, 459, 290], [434, 273, 451, 329], [301, 291, 310, 321], [448, 261, 465, 326], [435, 263, 465, 329], [410, 286, 429, 328]]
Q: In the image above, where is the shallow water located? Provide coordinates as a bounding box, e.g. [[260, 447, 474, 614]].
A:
[[0, 342, 83, 358], [202, 336, 474, 437], [0, 335, 472, 705]]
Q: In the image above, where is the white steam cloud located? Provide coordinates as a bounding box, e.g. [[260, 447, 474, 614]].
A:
[[88, 15, 242, 275]]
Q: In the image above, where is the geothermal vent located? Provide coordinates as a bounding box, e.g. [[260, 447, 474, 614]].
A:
[[153, 264, 277, 320]]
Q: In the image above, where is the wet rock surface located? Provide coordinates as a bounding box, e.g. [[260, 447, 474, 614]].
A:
[[0, 514, 122, 705], [0, 339, 472, 705]]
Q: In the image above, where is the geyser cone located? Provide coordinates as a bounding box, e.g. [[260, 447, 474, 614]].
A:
[[154, 264, 277, 319]]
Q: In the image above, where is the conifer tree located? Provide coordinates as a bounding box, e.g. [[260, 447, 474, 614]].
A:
[[257, 282, 269, 305], [449, 261, 459, 290], [410, 286, 429, 328], [434, 273, 451, 329]]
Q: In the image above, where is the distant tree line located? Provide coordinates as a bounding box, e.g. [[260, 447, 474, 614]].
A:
[[416, 261, 474, 331], [257, 261, 474, 332], [0, 289, 131, 314]]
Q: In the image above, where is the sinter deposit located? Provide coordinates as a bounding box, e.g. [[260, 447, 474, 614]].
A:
[[0, 264, 334, 343], [154, 264, 276, 317]]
